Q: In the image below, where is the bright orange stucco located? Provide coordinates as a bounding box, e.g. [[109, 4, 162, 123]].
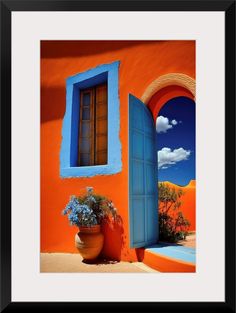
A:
[[148, 85, 195, 120], [41, 40, 195, 261], [136, 248, 195, 273]]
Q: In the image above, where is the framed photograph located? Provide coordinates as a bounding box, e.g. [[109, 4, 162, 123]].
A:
[[1, 0, 235, 312]]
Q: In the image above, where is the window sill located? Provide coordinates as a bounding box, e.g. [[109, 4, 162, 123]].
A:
[[60, 163, 122, 178]]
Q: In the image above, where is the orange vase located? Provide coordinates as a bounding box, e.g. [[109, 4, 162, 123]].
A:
[[75, 225, 104, 260]]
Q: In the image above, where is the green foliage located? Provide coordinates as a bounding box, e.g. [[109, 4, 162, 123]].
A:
[[158, 183, 190, 242], [158, 182, 184, 212]]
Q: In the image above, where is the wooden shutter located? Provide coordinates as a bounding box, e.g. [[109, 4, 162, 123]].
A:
[[95, 84, 108, 165], [78, 84, 107, 166], [129, 94, 158, 248], [78, 89, 94, 166]]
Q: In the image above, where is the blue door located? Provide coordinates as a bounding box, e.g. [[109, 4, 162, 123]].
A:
[[129, 94, 158, 248]]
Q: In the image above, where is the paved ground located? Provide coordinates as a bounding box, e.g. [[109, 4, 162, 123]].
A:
[[178, 232, 196, 248], [40, 253, 159, 273], [40, 233, 195, 273]]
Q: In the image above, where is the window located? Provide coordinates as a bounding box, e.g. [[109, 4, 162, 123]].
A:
[[60, 61, 122, 178], [78, 84, 108, 166]]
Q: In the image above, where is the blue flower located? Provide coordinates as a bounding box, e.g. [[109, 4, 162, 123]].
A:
[[62, 191, 117, 227]]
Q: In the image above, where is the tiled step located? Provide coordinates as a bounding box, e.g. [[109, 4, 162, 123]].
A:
[[138, 242, 196, 273]]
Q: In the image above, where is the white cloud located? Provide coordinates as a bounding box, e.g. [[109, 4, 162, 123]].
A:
[[158, 147, 191, 169], [171, 119, 178, 125], [156, 116, 178, 133]]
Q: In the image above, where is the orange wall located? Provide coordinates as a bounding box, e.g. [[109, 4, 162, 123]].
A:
[[41, 40, 195, 261], [161, 181, 196, 231], [148, 85, 195, 120]]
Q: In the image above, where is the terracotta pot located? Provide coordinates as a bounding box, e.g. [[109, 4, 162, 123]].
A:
[[75, 225, 104, 260]]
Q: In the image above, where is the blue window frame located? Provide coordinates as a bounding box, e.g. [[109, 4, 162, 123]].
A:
[[60, 61, 122, 177]]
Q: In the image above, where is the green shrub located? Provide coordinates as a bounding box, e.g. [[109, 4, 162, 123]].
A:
[[158, 183, 190, 243]]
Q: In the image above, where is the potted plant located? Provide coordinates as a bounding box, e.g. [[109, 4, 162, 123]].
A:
[[62, 187, 117, 261]]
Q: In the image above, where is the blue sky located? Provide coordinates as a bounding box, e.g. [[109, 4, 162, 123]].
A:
[[156, 96, 195, 186]]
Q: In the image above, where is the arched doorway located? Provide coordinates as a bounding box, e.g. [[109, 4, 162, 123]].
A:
[[129, 73, 195, 248], [141, 73, 195, 104], [156, 96, 196, 235]]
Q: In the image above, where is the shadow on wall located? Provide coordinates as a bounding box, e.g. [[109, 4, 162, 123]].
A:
[[147, 85, 194, 120], [101, 215, 124, 261], [41, 87, 66, 123], [41, 40, 166, 59]]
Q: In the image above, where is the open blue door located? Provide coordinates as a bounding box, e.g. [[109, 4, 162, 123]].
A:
[[129, 94, 158, 248]]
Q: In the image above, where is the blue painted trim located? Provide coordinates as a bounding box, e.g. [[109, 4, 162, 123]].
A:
[[60, 61, 122, 178], [145, 243, 196, 264]]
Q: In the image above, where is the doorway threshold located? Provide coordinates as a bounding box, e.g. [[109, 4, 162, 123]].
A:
[[139, 242, 196, 273]]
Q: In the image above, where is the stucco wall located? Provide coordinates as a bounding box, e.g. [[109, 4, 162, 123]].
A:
[[41, 40, 195, 261]]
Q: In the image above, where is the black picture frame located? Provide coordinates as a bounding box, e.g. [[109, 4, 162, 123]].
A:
[[1, 0, 235, 312]]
